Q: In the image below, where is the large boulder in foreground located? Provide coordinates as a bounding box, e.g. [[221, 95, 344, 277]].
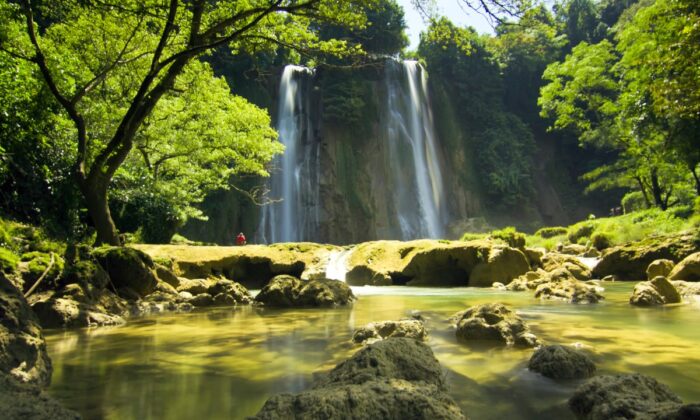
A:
[[450, 303, 539, 348], [251, 338, 465, 420], [0, 373, 80, 420], [254, 275, 354, 307], [352, 319, 427, 344], [669, 252, 700, 282], [0, 273, 52, 387], [593, 234, 699, 280], [630, 276, 682, 306], [92, 246, 158, 298], [319, 338, 444, 387], [528, 345, 596, 380], [569, 373, 699, 420], [468, 247, 530, 287]]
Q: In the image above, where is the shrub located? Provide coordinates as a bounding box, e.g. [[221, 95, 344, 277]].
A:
[[0, 247, 19, 273], [534, 226, 567, 238], [460, 232, 487, 241], [490, 227, 526, 248], [621, 191, 648, 214], [591, 232, 612, 250], [568, 222, 596, 244]]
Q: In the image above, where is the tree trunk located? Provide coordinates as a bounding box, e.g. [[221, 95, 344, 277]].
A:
[[691, 165, 700, 196], [79, 178, 120, 245], [649, 169, 667, 210]]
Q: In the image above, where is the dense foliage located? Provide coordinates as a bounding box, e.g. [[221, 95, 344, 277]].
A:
[[0, 0, 374, 244]]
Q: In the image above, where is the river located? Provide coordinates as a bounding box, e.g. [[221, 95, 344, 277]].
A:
[[44, 282, 700, 419]]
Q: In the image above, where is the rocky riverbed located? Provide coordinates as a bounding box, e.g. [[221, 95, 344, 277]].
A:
[[2, 233, 700, 419]]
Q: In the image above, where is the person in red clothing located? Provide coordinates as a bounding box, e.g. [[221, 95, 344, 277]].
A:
[[235, 232, 246, 246]]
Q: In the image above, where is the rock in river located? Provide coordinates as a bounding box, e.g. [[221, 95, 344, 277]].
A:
[[569, 373, 700, 420], [254, 275, 354, 307], [352, 319, 427, 344], [528, 345, 596, 380], [669, 251, 700, 282], [251, 338, 465, 419], [646, 259, 674, 280], [630, 276, 682, 306], [451, 303, 540, 348]]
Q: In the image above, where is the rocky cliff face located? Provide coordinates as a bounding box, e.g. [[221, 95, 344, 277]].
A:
[[183, 60, 594, 245]]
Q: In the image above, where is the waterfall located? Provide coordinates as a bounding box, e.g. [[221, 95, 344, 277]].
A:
[[383, 60, 446, 239], [257, 65, 319, 243]]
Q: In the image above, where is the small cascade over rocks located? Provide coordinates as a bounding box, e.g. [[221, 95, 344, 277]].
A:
[[257, 65, 319, 243], [325, 248, 353, 282], [383, 60, 447, 239]]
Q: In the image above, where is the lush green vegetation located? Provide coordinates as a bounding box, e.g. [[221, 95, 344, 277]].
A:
[[0, 0, 696, 244]]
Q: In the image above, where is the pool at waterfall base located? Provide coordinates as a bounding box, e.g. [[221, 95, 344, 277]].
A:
[[45, 283, 700, 419]]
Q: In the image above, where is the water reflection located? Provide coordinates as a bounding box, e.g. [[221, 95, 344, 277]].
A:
[[46, 283, 700, 419]]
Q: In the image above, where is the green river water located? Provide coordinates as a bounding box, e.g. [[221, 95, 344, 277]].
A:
[[44, 283, 700, 419]]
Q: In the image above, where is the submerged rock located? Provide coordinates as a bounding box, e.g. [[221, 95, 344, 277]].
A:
[[630, 276, 682, 306], [450, 303, 540, 347], [669, 252, 700, 282], [0, 373, 80, 420], [254, 275, 354, 307], [569, 373, 698, 420], [646, 259, 675, 280], [352, 319, 427, 344], [0, 273, 52, 386], [528, 345, 596, 380], [251, 338, 465, 419]]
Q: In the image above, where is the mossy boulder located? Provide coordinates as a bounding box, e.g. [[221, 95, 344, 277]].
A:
[[568, 373, 696, 420], [345, 239, 496, 287], [629, 276, 682, 306], [0, 273, 52, 387], [252, 338, 465, 420], [92, 246, 158, 298], [468, 247, 530, 287], [450, 303, 540, 348], [541, 253, 591, 281], [352, 320, 427, 344], [593, 234, 700, 280], [134, 243, 337, 289], [528, 345, 596, 380], [61, 260, 110, 296], [534, 276, 604, 304], [646, 259, 675, 280], [254, 275, 354, 307], [668, 252, 700, 282]]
